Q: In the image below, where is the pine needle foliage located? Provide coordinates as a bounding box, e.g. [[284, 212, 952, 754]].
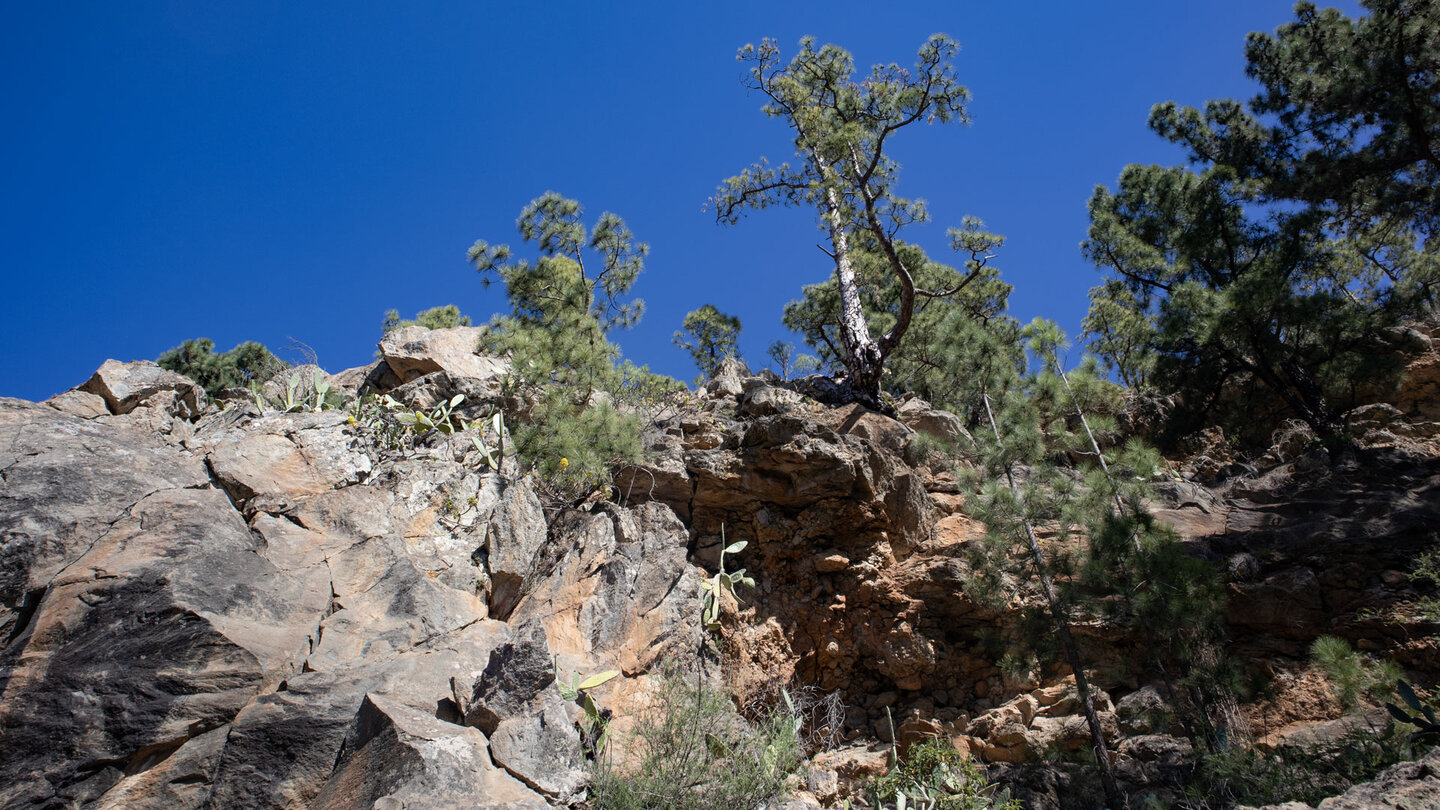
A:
[[1083, 0, 1437, 448], [714, 35, 985, 406], [1310, 635, 1403, 712], [674, 304, 742, 378], [783, 236, 1019, 416], [157, 337, 287, 398], [381, 304, 472, 335], [956, 323, 1123, 806], [1026, 319, 1237, 752], [469, 194, 652, 497], [958, 320, 1241, 804]]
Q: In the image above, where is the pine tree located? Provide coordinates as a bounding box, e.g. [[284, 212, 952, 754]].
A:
[[468, 194, 646, 496], [1151, 0, 1439, 304], [782, 235, 1015, 415], [713, 35, 984, 409], [673, 304, 741, 378], [1027, 321, 1235, 752], [1084, 0, 1436, 449], [764, 341, 822, 381], [1084, 161, 1411, 449], [950, 322, 1123, 807]]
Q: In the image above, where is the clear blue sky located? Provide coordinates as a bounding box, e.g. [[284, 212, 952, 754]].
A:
[[1, 1, 1363, 401]]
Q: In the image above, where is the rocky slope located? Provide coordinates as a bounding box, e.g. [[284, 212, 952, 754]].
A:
[[2, 326, 1437, 809]]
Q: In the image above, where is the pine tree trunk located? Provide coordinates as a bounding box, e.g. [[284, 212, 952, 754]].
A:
[[983, 394, 1123, 808], [818, 165, 885, 408]]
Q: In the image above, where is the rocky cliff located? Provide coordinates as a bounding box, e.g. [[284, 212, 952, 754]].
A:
[[2, 326, 1437, 809]]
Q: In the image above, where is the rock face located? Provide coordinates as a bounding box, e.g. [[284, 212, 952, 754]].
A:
[[0, 355, 689, 809], [4, 344, 1439, 810]]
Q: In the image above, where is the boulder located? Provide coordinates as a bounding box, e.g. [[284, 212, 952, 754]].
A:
[[76, 359, 206, 416], [707, 356, 752, 398], [43, 389, 109, 418], [510, 501, 704, 677], [1115, 684, 1175, 735], [480, 478, 549, 620], [0, 476, 329, 806], [377, 325, 507, 388], [205, 411, 373, 512], [896, 397, 969, 443], [738, 384, 804, 418], [312, 695, 546, 810]]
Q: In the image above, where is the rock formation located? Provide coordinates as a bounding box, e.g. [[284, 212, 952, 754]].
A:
[[1, 327, 1437, 809]]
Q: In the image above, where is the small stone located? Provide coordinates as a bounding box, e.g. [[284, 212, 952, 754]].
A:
[[1380, 569, 1409, 586], [814, 550, 851, 573]]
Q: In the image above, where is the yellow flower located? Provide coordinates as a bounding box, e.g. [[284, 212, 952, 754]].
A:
[[559, 457, 570, 470]]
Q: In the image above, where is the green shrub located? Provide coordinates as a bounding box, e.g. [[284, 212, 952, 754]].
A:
[[1182, 721, 1423, 809], [158, 337, 287, 398], [1414, 550, 1440, 625], [903, 431, 956, 468], [1310, 635, 1402, 712], [381, 304, 472, 335], [867, 738, 1019, 810], [469, 194, 655, 500], [515, 393, 641, 496], [589, 669, 800, 810]]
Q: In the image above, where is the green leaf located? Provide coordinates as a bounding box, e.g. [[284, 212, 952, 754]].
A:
[[1399, 679, 1423, 712], [723, 540, 748, 555], [578, 670, 619, 691]]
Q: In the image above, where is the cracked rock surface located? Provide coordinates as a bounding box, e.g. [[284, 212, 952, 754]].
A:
[[0, 357, 693, 809]]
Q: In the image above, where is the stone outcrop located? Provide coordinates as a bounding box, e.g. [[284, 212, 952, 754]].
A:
[[3, 338, 1439, 810], [377, 325, 507, 388], [0, 352, 688, 809]]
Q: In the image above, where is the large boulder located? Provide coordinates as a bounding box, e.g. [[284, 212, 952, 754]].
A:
[[76, 359, 206, 416], [377, 325, 507, 388], [0, 384, 564, 809]]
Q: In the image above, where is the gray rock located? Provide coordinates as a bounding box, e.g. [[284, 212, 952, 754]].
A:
[[1241, 747, 1440, 809], [1115, 684, 1174, 735], [461, 618, 555, 734], [377, 325, 507, 388], [77, 359, 206, 416], [482, 478, 549, 620], [487, 690, 586, 799], [612, 431, 693, 519], [896, 396, 969, 443], [204, 411, 372, 513], [509, 501, 704, 676], [207, 621, 511, 809], [88, 725, 230, 810], [0, 481, 328, 807], [708, 356, 751, 398], [738, 384, 804, 417], [43, 388, 110, 418], [312, 695, 547, 810], [456, 619, 586, 800]]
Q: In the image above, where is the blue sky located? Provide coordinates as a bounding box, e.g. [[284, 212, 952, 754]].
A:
[[1, 1, 1362, 401]]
